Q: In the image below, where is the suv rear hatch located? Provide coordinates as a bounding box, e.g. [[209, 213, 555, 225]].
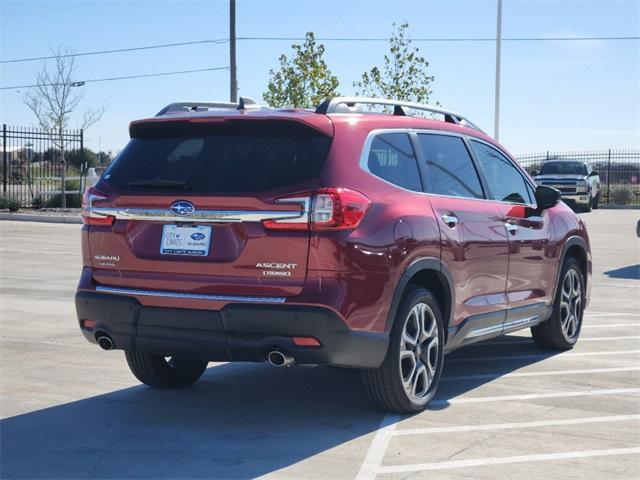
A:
[[84, 116, 333, 299]]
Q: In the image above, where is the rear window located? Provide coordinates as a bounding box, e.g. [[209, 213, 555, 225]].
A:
[[539, 162, 587, 175], [102, 121, 331, 193]]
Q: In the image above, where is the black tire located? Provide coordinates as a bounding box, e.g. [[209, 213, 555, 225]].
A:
[[583, 194, 592, 212], [531, 257, 585, 350], [360, 286, 445, 413], [125, 351, 208, 388]]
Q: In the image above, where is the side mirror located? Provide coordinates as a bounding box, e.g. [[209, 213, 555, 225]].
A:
[[589, 171, 599, 177], [535, 185, 561, 210], [531, 170, 539, 177]]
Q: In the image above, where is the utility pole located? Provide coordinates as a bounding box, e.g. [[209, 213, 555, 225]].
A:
[[229, 0, 238, 102], [494, 0, 503, 140]]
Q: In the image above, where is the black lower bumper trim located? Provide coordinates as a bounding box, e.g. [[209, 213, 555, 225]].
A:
[[75, 291, 388, 368]]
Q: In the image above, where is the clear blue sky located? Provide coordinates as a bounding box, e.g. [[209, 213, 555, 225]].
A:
[[1, 0, 638, 155]]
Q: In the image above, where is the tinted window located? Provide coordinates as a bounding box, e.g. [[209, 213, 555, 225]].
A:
[[103, 121, 331, 193], [368, 133, 422, 191], [539, 161, 587, 175], [417, 134, 484, 199], [471, 140, 533, 204]]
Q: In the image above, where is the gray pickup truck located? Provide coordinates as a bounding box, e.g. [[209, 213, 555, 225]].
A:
[[533, 160, 601, 212]]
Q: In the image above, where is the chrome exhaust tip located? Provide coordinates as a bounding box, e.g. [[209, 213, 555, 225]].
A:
[[267, 350, 295, 367], [96, 335, 114, 351]]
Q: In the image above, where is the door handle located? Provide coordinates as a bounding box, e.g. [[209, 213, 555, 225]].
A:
[[441, 214, 459, 228], [505, 222, 518, 235]]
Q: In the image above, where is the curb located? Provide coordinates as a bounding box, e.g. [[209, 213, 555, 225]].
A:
[[599, 205, 640, 210], [0, 213, 82, 224]]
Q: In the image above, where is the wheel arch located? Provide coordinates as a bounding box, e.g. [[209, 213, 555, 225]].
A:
[[554, 235, 589, 299], [385, 258, 454, 341]]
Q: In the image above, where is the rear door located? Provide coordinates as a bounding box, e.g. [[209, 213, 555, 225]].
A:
[[87, 119, 332, 298], [414, 133, 509, 338]]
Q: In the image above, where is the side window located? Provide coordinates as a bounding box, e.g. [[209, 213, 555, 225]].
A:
[[367, 133, 422, 191], [417, 134, 484, 199], [471, 140, 533, 204]]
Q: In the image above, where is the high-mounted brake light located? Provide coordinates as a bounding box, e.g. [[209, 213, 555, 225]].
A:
[[262, 188, 371, 232], [82, 187, 115, 226]]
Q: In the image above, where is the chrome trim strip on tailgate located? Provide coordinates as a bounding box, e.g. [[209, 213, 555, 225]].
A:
[[91, 207, 307, 223], [95, 286, 286, 303]]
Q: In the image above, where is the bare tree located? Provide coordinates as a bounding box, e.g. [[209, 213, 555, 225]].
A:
[[23, 46, 105, 207]]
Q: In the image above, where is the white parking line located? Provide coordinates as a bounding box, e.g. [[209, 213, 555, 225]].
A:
[[429, 387, 640, 406], [375, 446, 640, 474], [441, 365, 640, 381], [447, 349, 640, 363], [583, 323, 639, 329], [393, 413, 640, 436], [476, 335, 640, 346], [355, 414, 400, 480], [585, 311, 640, 317]]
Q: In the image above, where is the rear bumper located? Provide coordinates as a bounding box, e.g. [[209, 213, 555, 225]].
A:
[[75, 291, 388, 368]]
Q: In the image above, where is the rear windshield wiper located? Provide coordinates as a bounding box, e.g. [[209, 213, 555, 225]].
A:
[[127, 179, 191, 189]]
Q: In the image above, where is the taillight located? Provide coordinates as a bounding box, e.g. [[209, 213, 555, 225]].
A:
[[311, 188, 371, 231], [82, 187, 115, 226], [262, 188, 371, 232]]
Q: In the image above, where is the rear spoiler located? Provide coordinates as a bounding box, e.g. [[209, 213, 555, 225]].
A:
[[129, 113, 334, 138]]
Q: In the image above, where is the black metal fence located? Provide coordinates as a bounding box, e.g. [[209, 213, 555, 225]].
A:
[[2, 124, 88, 207], [516, 150, 640, 206]]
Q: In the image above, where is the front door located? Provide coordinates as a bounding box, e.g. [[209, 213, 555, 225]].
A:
[[469, 139, 555, 332]]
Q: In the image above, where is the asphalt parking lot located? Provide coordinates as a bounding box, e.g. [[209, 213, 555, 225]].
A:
[[1, 209, 639, 480]]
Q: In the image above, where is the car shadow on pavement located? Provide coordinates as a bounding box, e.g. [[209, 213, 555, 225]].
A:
[[1, 335, 557, 479], [604, 264, 640, 280]]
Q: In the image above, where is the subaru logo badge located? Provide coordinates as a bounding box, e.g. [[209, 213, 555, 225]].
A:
[[170, 200, 195, 216], [191, 232, 205, 241]]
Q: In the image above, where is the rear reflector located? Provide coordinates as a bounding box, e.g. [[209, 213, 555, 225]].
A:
[[81, 319, 97, 329], [292, 336, 322, 347]]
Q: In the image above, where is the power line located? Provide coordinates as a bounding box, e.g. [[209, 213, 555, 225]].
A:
[[1, 35, 637, 64], [239, 35, 640, 42], [0, 39, 228, 64], [0, 66, 229, 90]]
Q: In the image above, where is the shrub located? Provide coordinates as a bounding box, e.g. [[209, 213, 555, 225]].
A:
[[0, 195, 22, 212], [31, 195, 46, 210], [45, 193, 81, 208], [610, 187, 634, 205], [65, 179, 81, 191]]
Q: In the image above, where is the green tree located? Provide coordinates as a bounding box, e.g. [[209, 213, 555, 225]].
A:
[[65, 148, 98, 170], [263, 32, 340, 108], [354, 23, 435, 104]]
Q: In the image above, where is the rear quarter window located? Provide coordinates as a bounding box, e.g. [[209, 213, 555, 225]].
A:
[[367, 133, 422, 192]]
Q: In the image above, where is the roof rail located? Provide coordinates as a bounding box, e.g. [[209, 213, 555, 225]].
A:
[[315, 96, 484, 133], [156, 97, 261, 116]]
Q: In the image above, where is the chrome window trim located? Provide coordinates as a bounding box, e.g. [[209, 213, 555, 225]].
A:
[[358, 128, 537, 208], [95, 285, 286, 303]]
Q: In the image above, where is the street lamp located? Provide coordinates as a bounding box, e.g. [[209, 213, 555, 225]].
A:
[[494, 0, 503, 141]]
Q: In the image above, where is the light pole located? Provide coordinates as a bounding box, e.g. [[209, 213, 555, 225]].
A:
[[494, 0, 503, 141], [229, 0, 238, 102]]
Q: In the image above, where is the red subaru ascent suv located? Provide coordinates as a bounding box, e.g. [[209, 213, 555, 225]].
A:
[[76, 96, 591, 413]]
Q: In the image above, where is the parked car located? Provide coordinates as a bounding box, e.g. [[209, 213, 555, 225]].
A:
[[76, 96, 591, 413], [533, 160, 601, 211]]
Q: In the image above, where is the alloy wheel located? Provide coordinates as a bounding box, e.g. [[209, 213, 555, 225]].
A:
[[560, 268, 582, 340], [399, 302, 440, 401]]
